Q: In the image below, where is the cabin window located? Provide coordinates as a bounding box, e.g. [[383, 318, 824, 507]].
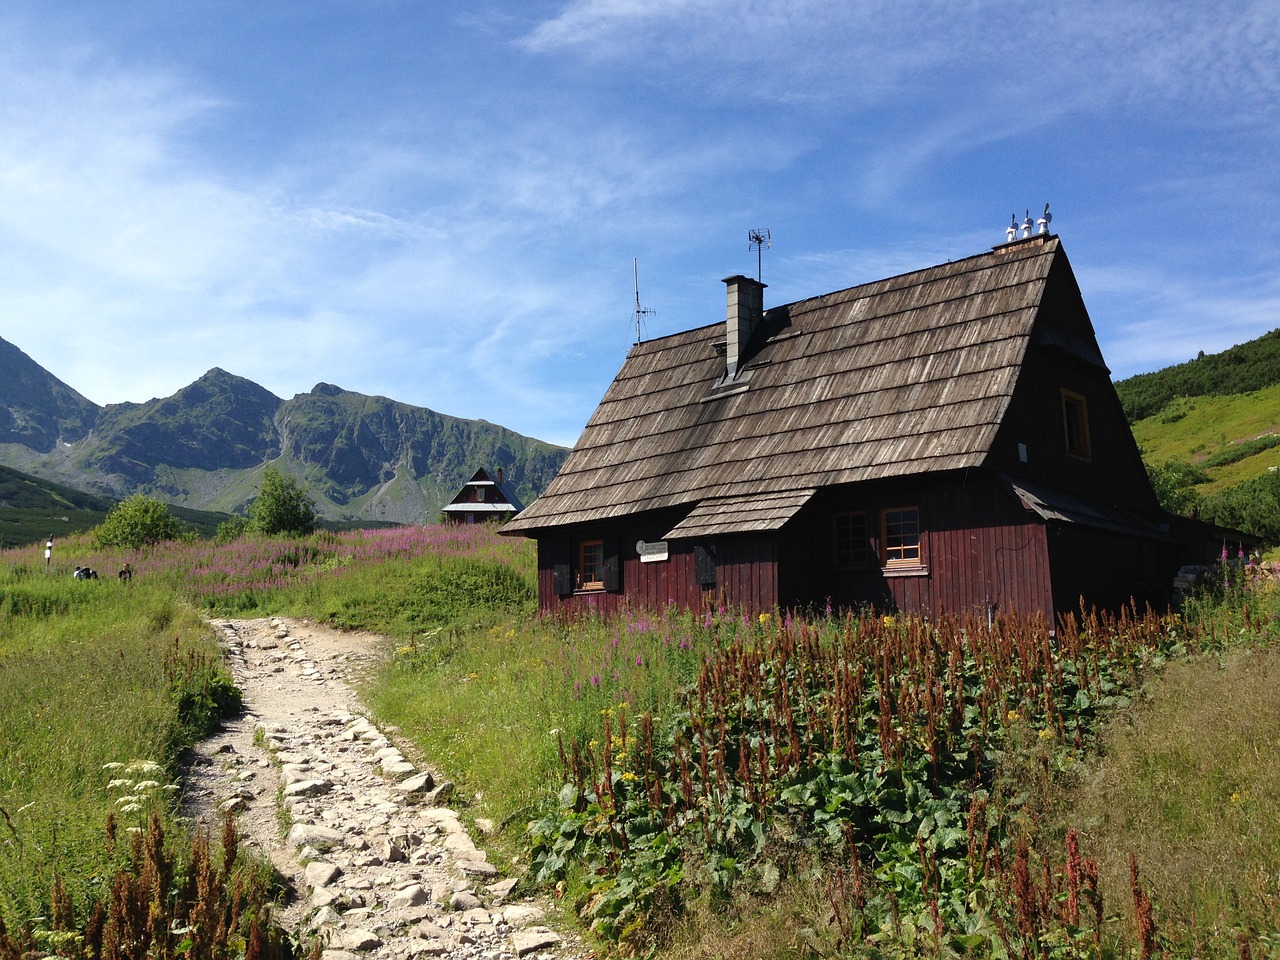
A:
[[834, 512, 870, 567], [881, 507, 921, 566], [1061, 389, 1092, 461], [578, 539, 605, 590]]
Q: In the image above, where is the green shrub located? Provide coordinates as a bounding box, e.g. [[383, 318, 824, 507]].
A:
[[247, 466, 317, 536], [92, 493, 189, 550]]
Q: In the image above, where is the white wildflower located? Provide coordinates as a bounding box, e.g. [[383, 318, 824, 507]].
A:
[[133, 780, 162, 793], [106, 779, 133, 790]]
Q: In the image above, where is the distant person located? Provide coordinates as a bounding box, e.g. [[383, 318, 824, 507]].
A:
[[118, 563, 133, 582], [73, 566, 85, 580]]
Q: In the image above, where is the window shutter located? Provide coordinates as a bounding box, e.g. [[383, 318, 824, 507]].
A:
[[553, 563, 572, 596], [695, 542, 717, 586], [550, 535, 572, 596], [603, 539, 621, 592]]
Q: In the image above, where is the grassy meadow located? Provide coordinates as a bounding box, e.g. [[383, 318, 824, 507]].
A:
[[1130, 383, 1280, 495], [0, 574, 241, 934], [2, 526, 1279, 958]]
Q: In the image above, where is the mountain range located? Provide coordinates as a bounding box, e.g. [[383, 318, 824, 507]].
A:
[[0, 336, 569, 524]]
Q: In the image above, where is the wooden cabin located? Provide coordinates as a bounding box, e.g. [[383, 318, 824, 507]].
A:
[[501, 234, 1199, 619], [441, 467, 524, 524]]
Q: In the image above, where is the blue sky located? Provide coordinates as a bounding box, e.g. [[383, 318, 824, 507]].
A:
[[1, 2, 1277, 448]]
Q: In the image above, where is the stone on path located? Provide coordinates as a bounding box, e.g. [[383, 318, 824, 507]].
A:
[[512, 928, 562, 956], [287, 823, 345, 852], [394, 772, 434, 795], [449, 890, 483, 912], [304, 861, 342, 888]]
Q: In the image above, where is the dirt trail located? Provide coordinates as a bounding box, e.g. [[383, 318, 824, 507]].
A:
[[182, 617, 588, 960]]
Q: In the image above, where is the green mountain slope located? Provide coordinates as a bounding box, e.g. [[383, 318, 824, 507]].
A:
[[1115, 328, 1280, 421], [0, 338, 98, 451], [79, 368, 283, 483], [1128, 383, 1280, 494], [0, 337, 568, 524], [1116, 327, 1280, 544], [0, 463, 234, 548]]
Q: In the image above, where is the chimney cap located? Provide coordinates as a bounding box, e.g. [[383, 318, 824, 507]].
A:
[[722, 274, 766, 288]]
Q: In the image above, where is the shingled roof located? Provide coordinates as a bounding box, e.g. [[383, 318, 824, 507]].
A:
[[504, 234, 1071, 536]]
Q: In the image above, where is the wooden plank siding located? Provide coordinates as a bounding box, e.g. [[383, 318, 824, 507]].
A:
[[535, 511, 732, 617], [779, 474, 1054, 619]]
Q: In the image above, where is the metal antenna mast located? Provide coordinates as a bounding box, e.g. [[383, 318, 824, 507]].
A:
[[633, 258, 654, 344], [748, 228, 772, 283]]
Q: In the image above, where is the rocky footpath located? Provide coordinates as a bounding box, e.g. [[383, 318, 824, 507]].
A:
[[182, 617, 590, 960]]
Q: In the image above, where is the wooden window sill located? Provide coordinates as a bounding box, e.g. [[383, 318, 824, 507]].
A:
[[882, 564, 929, 578]]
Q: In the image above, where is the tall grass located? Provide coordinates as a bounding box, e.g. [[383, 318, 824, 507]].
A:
[[363, 608, 740, 823], [0, 573, 236, 925], [1049, 580, 1280, 955], [11, 524, 535, 629]]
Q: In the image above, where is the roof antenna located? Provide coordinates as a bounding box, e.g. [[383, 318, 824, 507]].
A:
[[633, 258, 654, 344], [748, 228, 772, 283]]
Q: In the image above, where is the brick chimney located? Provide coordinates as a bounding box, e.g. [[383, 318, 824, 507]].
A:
[[722, 274, 766, 381]]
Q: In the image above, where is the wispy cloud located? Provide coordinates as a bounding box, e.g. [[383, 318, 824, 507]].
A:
[[0, 1, 1276, 452]]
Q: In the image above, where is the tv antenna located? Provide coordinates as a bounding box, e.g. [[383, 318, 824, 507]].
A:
[[632, 258, 654, 344], [748, 228, 771, 282]]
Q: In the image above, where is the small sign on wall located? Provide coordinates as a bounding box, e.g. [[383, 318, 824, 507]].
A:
[[636, 540, 669, 563]]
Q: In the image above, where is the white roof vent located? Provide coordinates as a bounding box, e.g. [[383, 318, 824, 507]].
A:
[[1002, 203, 1053, 243], [1037, 203, 1052, 234]]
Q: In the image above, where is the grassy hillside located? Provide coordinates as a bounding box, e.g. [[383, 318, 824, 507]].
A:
[[1116, 327, 1280, 544], [1128, 382, 1280, 494], [1115, 327, 1280, 421], [0, 463, 246, 548]]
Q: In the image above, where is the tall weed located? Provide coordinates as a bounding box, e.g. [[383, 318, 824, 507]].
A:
[[0, 573, 238, 925]]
